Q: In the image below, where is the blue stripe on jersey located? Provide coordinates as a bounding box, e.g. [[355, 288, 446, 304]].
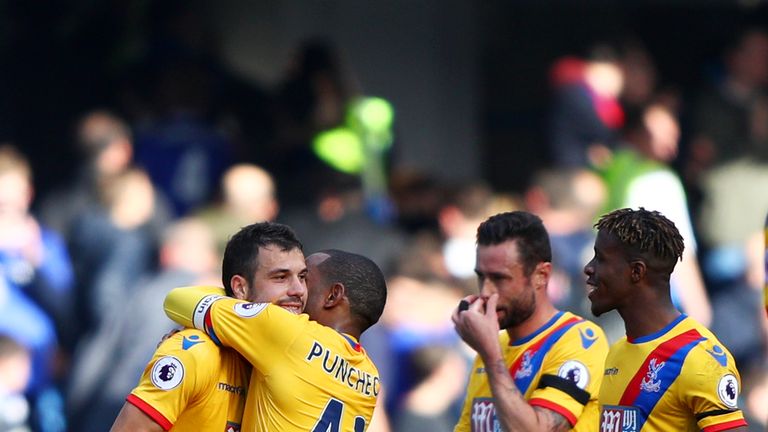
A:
[[632, 337, 706, 430], [513, 317, 584, 394]]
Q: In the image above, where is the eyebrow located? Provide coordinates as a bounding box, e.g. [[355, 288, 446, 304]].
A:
[[267, 266, 307, 275]]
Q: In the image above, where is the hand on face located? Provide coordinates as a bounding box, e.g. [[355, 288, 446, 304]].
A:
[[452, 294, 503, 362]]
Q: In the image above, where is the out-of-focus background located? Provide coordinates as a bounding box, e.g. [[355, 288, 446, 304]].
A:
[[1, 1, 767, 431]]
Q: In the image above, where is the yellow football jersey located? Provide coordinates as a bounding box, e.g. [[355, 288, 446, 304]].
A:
[[455, 311, 608, 432], [164, 287, 380, 432], [127, 329, 249, 431], [598, 315, 747, 432]]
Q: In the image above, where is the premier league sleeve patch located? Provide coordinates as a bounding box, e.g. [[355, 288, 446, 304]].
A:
[[717, 374, 739, 408], [558, 360, 590, 390], [150, 356, 185, 390], [234, 302, 268, 318]]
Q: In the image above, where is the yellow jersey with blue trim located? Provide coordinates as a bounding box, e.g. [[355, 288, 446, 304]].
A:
[[164, 286, 380, 432], [455, 311, 608, 432], [598, 315, 747, 432], [127, 328, 249, 431]]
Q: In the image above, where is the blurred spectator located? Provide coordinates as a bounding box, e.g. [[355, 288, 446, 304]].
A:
[[280, 170, 406, 277], [38, 110, 173, 250], [687, 34, 768, 372], [195, 163, 278, 257], [362, 274, 466, 422], [0, 145, 74, 383], [0, 145, 70, 432], [548, 44, 625, 168], [437, 182, 499, 281], [66, 217, 218, 432], [38, 111, 133, 240], [392, 345, 467, 432], [68, 167, 167, 341], [600, 103, 712, 327], [687, 28, 768, 187], [0, 335, 31, 432]]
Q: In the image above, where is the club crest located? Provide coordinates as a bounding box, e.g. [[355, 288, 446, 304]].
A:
[[514, 351, 534, 379], [639, 358, 665, 393]]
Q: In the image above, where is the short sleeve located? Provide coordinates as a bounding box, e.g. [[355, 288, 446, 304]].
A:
[[528, 322, 609, 426], [681, 343, 748, 431], [127, 329, 217, 430]]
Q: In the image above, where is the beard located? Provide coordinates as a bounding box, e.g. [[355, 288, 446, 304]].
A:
[[498, 289, 536, 329]]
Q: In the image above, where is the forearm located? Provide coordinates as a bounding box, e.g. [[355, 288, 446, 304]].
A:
[[483, 356, 543, 432], [164, 286, 225, 329]]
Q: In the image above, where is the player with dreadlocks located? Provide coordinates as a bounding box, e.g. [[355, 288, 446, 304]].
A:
[[585, 207, 748, 432]]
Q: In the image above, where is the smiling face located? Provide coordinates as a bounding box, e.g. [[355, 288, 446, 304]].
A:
[[584, 230, 633, 317], [475, 240, 537, 330], [243, 245, 308, 314]]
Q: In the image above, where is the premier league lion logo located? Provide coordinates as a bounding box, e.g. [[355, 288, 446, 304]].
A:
[[158, 363, 177, 382], [150, 356, 185, 390], [718, 374, 739, 408], [558, 360, 590, 389]]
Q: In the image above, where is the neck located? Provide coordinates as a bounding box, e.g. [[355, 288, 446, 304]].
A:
[[325, 313, 361, 340], [618, 295, 681, 340], [505, 300, 558, 342]]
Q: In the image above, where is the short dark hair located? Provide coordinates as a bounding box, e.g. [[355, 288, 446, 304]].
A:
[[222, 222, 303, 296], [315, 249, 387, 332], [476, 211, 552, 275], [594, 207, 684, 272]]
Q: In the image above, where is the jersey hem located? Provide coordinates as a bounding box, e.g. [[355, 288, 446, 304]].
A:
[[529, 397, 578, 426], [126, 393, 174, 431]]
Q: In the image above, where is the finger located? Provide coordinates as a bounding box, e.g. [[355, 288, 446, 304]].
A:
[[485, 293, 499, 317], [468, 296, 486, 313]]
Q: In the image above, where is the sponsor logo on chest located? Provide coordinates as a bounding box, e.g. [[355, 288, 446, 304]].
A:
[[600, 405, 639, 432]]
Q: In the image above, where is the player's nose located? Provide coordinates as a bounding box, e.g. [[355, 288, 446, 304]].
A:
[[288, 274, 307, 298]]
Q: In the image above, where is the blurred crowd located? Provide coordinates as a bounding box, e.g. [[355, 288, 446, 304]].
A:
[[0, 6, 767, 432]]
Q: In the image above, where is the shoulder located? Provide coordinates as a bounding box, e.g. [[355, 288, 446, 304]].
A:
[[557, 314, 609, 354], [155, 329, 223, 369]]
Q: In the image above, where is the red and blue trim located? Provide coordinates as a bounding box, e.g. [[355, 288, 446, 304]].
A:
[[619, 328, 705, 430], [508, 313, 584, 394]]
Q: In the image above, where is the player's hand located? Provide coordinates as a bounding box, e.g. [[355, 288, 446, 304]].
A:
[[156, 328, 182, 348], [452, 294, 502, 362]]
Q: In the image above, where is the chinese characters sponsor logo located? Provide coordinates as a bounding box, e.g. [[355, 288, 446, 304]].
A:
[[600, 405, 639, 432]]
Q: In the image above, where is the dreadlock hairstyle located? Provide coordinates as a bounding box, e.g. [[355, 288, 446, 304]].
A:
[[595, 207, 684, 271], [476, 211, 552, 276]]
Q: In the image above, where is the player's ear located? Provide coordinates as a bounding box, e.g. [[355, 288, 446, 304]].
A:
[[325, 283, 345, 308], [230, 275, 249, 300], [533, 262, 552, 289], [629, 260, 646, 283]]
